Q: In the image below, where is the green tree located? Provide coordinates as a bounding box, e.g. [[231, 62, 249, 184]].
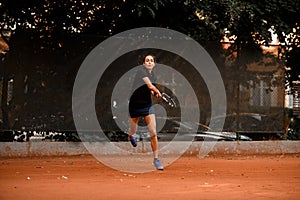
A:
[[0, 0, 299, 130]]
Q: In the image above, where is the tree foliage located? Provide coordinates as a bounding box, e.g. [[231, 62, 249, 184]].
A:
[[2, 0, 298, 48], [0, 0, 299, 130]]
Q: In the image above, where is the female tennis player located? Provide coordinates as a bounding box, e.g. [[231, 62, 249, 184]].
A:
[[128, 54, 164, 170]]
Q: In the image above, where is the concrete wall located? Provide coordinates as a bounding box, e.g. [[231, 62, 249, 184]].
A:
[[1, 141, 299, 157]]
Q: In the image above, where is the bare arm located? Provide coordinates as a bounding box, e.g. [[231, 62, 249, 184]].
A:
[[142, 77, 162, 98]]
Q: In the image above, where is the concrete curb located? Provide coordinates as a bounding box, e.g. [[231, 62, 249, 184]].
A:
[[1, 141, 300, 157]]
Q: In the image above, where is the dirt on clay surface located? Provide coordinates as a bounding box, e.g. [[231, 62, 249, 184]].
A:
[[0, 153, 300, 200]]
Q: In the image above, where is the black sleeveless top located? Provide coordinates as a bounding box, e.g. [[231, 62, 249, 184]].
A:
[[129, 66, 156, 109]]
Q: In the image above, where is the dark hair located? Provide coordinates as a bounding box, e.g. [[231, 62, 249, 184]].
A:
[[142, 54, 156, 63]]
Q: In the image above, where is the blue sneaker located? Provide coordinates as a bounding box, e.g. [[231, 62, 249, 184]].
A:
[[153, 158, 164, 170], [129, 136, 137, 147]]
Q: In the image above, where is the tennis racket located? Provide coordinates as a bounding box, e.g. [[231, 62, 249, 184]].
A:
[[161, 92, 176, 108]]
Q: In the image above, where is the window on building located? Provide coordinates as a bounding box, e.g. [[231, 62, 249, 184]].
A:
[[249, 80, 278, 107]]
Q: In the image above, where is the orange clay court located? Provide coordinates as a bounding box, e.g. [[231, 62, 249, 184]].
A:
[[0, 153, 299, 200]]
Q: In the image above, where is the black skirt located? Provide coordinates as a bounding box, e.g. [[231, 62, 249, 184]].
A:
[[129, 104, 155, 118]]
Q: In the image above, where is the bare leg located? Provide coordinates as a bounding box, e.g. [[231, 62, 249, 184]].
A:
[[144, 114, 159, 158], [128, 117, 139, 138]]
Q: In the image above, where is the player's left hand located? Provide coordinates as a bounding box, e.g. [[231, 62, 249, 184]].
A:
[[151, 90, 162, 99]]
